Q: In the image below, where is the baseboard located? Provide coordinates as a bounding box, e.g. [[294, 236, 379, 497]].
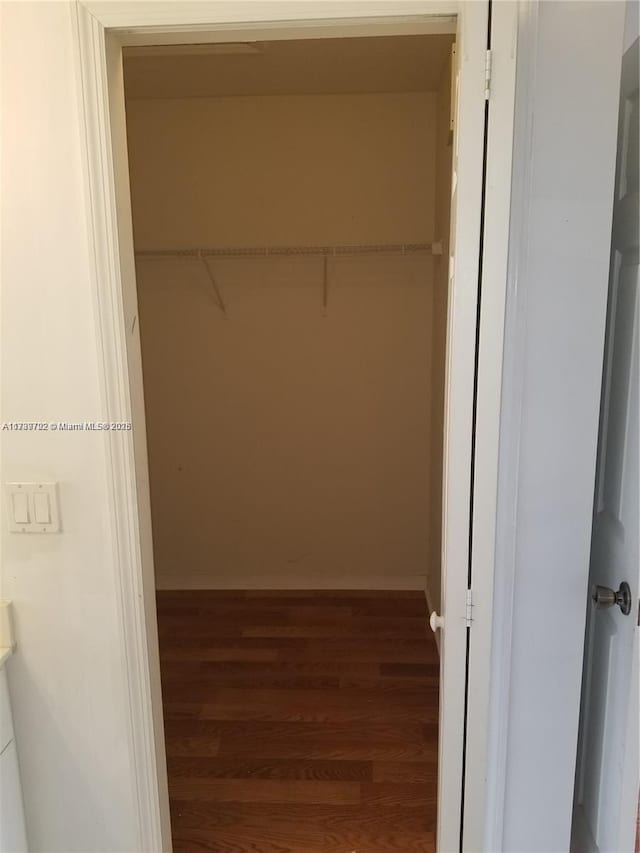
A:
[[155, 571, 427, 591], [425, 581, 440, 655]]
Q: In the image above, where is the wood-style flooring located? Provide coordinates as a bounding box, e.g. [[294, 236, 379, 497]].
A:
[[157, 590, 439, 852]]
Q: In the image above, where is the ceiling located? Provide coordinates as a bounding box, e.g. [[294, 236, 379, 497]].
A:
[[123, 34, 454, 99]]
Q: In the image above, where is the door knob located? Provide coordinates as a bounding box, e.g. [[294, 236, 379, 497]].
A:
[[430, 611, 444, 632], [591, 581, 632, 615]]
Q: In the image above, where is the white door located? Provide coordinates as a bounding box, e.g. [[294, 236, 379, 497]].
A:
[[571, 36, 639, 853]]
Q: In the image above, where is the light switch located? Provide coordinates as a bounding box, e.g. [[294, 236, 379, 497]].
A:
[[5, 483, 60, 533], [33, 492, 51, 524], [11, 492, 29, 525]]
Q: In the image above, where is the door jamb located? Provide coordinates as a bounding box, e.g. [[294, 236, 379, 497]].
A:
[[73, 3, 517, 850], [480, 3, 538, 849], [461, 2, 519, 849]]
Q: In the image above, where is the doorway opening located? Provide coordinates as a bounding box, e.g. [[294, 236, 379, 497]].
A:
[[122, 32, 455, 851]]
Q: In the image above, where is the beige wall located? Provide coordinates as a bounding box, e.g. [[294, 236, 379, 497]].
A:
[[126, 91, 449, 589], [426, 55, 453, 614], [1, 4, 138, 847], [126, 93, 435, 249]]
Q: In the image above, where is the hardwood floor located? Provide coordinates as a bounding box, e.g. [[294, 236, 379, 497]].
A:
[[157, 590, 438, 852]]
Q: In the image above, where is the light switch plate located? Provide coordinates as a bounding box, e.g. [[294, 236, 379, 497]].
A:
[[5, 483, 60, 533]]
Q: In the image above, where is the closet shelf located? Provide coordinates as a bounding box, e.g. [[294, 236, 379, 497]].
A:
[[135, 241, 443, 259], [134, 241, 443, 317]]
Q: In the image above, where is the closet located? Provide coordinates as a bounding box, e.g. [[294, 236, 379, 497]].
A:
[[124, 33, 453, 852]]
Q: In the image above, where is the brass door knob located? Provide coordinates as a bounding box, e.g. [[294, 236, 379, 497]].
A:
[[591, 582, 632, 615]]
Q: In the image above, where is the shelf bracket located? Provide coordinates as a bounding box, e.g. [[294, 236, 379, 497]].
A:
[[198, 251, 227, 316]]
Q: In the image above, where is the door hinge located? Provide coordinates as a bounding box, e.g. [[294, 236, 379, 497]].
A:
[[484, 49, 492, 100], [465, 589, 474, 627]]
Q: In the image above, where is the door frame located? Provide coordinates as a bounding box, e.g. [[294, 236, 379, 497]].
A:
[[73, 2, 517, 850]]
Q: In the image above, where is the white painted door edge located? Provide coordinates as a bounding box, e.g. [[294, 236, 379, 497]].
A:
[[73, 2, 517, 850], [482, 3, 538, 850], [437, 4, 492, 850], [462, 2, 519, 849]]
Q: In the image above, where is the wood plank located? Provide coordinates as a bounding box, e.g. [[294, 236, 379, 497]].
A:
[[159, 660, 437, 689], [168, 778, 361, 805], [158, 589, 426, 602], [160, 637, 438, 661], [171, 828, 435, 853], [372, 761, 437, 784], [169, 803, 436, 852], [337, 675, 439, 690], [159, 605, 354, 622], [163, 702, 204, 720], [191, 702, 438, 725], [212, 686, 435, 708], [167, 756, 373, 782], [157, 597, 428, 618], [160, 646, 280, 663], [161, 674, 342, 693], [165, 739, 430, 762], [158, 590, 438, 849], [169, 801, 435, 834], [239, 622, 429, 639], [241, 590, 425, 599], [165, 717, 433, 739], [165, 735, 221, 757], [160, 670, 439, 691], [164, 691, 439, 724], [193, 661, 384, 677], [380, 663, 440, 677], [361, 782, 436, 809]]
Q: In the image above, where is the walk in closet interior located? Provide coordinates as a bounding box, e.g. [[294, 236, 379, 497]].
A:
[[124, 33, 454, 851]]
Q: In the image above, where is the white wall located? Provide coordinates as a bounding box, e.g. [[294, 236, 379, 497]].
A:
[[0, 2, 628, 851], [0, 3, 138, 850], [490, 3, 626, 850], [125, 92, 441, 590]]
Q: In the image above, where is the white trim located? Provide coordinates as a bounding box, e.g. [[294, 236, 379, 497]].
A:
[[462, 2, 519, 849], [436, 4, 491, 850], [482, 4, 539, 849], [74, 2, 517, 850], [116, 17, 458, 46], [73, 5, 169, 851], [83, 1, 458, 31]]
